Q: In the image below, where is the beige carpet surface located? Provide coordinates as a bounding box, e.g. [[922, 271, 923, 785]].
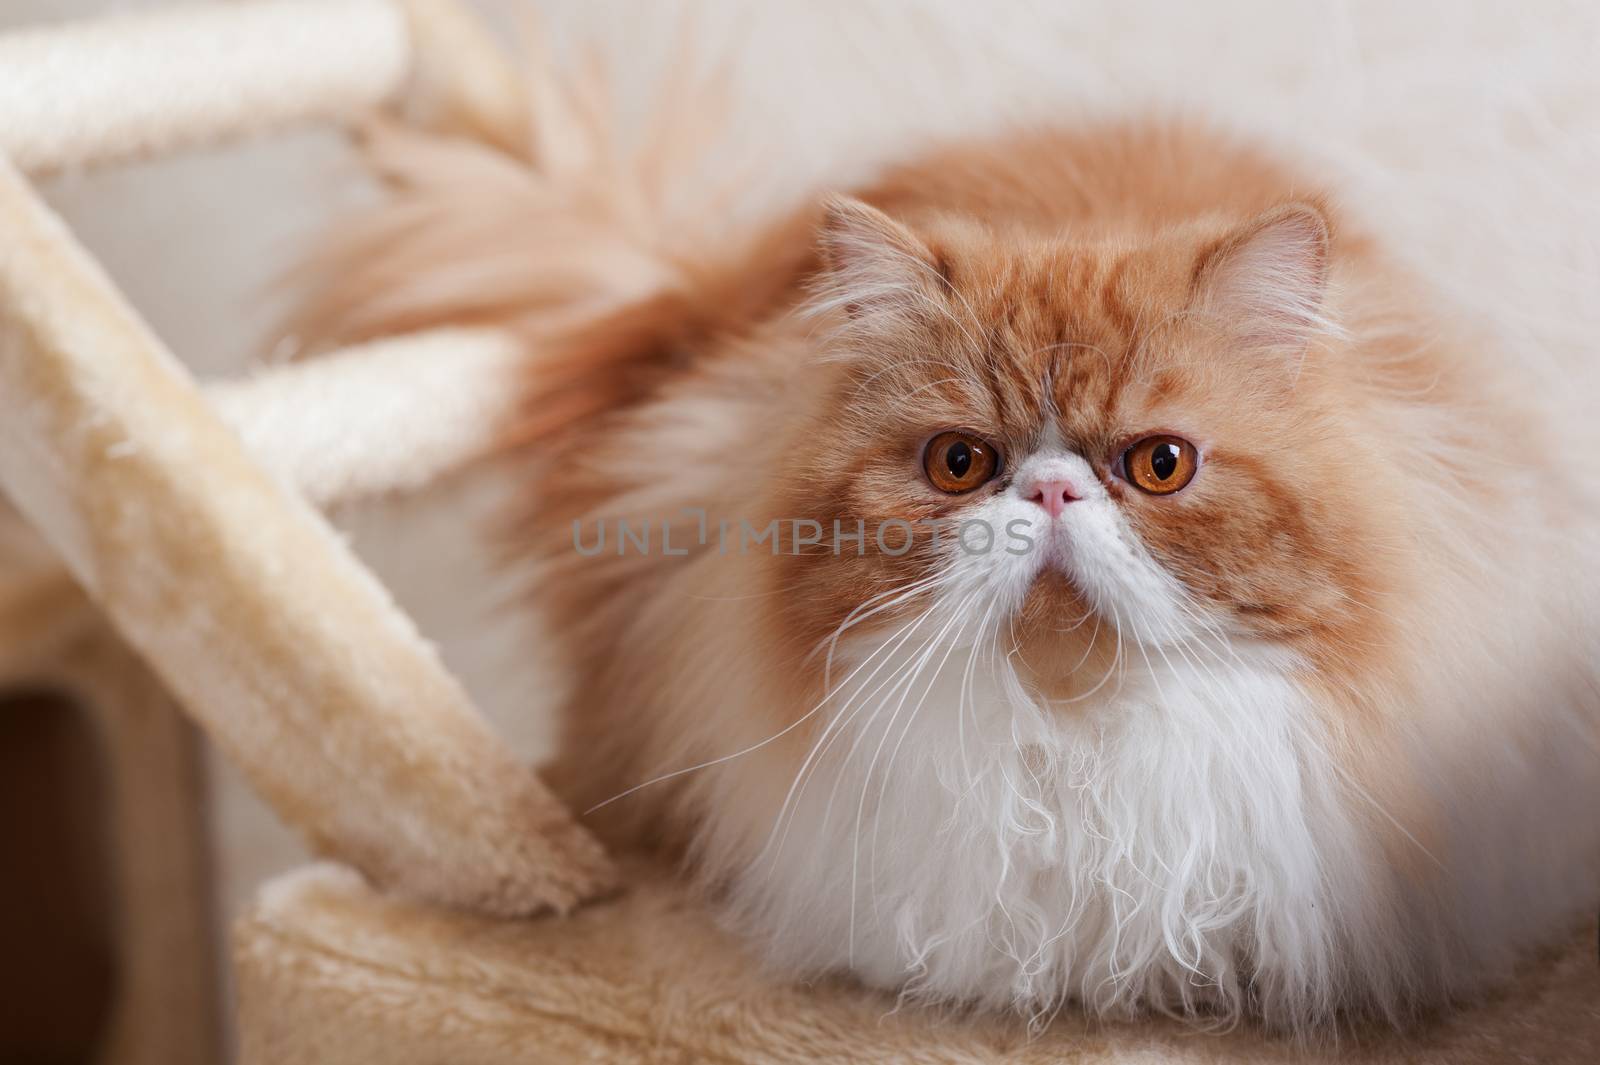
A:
[[236, 860, 1599, 1064]]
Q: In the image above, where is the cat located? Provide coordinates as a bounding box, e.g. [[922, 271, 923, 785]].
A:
[[291, 78, 1600, 1034]]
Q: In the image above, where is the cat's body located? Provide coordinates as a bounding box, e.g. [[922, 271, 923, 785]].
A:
[[297, 102, 1600, 1033]]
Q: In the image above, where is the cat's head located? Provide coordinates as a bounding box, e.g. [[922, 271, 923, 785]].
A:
[[771, 196, 1397, 698]]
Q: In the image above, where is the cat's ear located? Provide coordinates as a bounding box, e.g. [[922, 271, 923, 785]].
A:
[[1194, 202, 1331, 353], [814, 195, 945, 323]]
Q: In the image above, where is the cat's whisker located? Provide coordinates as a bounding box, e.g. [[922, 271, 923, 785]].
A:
[[589, 578, 945, 816], [848, 355, 971, 396], [884, 376, 976, 407], [954, 594, 1004, 809], [1050, 609, 1127, 705], [823, 627, 958, 957], [921, 262, 988, 353], [764, 594, 962, 869], [864, 618, 985, 930], [769, 605, 943, 833], [867, 591, 999, 916], [839, 594, 981, 958], [817, 573, 948, 688]]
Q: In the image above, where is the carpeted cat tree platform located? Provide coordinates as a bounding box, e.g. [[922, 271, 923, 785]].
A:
[[233, 859, 1597, 1064], [0, 3, 1594, 1063]]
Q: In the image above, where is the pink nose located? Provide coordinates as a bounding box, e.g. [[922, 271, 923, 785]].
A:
[[1025, 478, 1080, 518]]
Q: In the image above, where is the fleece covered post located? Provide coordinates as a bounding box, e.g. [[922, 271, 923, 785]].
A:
[[204, 328, 527, 507], [0, 152, 611, 915], [0, 0, 410, 175], [0, 0, 530, 177]]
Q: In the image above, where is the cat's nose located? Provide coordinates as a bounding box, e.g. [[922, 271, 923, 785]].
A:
[[1024, 477, 1080, 519]]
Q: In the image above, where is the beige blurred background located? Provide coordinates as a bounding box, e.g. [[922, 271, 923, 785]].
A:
[[4, 0, 1597, 1054]]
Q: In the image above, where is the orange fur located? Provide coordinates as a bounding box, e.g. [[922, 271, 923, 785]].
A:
[[291, 64, 1598, 1030]]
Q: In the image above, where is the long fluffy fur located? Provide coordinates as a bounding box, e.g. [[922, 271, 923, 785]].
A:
[[292, 23, 1600, 1039], [285, 29, 824, 444]]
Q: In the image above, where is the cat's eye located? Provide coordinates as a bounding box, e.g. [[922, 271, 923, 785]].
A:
[[1122, 435, 1198, 495], [922, 431, 1000, 494]]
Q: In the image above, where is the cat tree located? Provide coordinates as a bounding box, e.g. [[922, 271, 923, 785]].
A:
[[0, 2, 1592, 1062]]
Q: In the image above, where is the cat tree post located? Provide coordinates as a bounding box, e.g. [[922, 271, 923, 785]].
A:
[[0, 0, 527, 174], [0, 149, 609, 916], [0, 0, 609, 918]]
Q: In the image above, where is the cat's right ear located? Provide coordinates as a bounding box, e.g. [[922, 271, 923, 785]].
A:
[[1193, 202, 1333, 355], [814, 195, 945, 324]]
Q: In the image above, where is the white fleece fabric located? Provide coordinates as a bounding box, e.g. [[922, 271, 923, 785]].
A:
[[0, 0, 410, 175], [205, 328, 526, 506]]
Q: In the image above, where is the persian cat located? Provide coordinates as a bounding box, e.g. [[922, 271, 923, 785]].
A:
[[293, 66, 1600, 1034]]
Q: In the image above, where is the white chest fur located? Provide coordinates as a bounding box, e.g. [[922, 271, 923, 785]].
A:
[[714, 632, 1385, 1029]]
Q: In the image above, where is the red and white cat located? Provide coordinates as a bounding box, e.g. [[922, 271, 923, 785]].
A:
[[294, 87, 1600, 1032]]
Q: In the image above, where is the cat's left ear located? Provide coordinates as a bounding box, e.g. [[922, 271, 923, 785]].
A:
[[1194, 202, 1331, 353]]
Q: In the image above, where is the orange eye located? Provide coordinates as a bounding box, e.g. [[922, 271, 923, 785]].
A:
[[1122, 435, 1199, 495], [922, 431, 1000, 494]]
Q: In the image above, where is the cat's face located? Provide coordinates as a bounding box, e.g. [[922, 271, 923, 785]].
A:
[[772, 197, 1390, 698]]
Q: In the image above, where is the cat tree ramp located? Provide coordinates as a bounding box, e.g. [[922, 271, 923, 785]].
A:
[[0, 2, 1591, 1062]]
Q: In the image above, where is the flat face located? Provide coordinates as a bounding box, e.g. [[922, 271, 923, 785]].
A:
[[772, 202, 1393, 706]]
